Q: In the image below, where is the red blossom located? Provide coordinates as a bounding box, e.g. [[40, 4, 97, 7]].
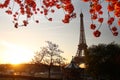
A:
[[51, 9, 55, 13], [114, 10, 120, 17], [107, 17, 114, 25], [60, 0, 71, 4], [44, 9, 48, 15], [48, 18, 52, 21], [40, 11, 43, 14], [64, 3, 74, 14], [112, 26, 117, 31], [113, 32, 118, 36], [37, 8, 40, 11], [23, 20, 28, 26], [93, 30, 101, 37], [65, 14, 70, 19], [114, 1, 120, 10], [56, 4, 61, 9], [91, 14, 97, 20], [98, 11, 103, 15], [62, 19, 69, 23], [118, 19, 120, 26], [89, 8, 95, 14], [107, 20, 113, 25], [14, 23, 18, 28], [90, 24, 96, 30], [98, 18, 104, 23], [5, 10, 12, 15], [107, 4, 114, 12], [14, 18, 17, 21], [110, 17, 114, 22], [0, 0, 10, 8], [35, 20, 39, 23], [25, 0, 36, 9], [93, 4, 102, 12], [20, 7, 25, 15]]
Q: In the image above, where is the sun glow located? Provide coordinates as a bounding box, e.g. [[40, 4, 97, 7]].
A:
[[3, 49, 33, 64], [1, 41, 34, 64]]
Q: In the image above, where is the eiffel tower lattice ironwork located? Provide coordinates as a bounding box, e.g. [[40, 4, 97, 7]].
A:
[[73, 12, 88, 65]]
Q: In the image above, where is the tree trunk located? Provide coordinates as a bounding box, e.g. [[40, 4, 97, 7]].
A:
[[48, 65, 51, 80], [48, 62, 52, 79]]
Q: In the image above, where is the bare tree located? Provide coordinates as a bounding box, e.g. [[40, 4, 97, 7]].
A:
[[45, 41, 64, 79], [32, 41, 65, 79], [54, 55, 66, 66], [32, 47, 48, 64]]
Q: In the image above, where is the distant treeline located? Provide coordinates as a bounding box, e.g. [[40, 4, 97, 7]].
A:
[[0, 63, 62, 73], [0, 74, 62, 80]]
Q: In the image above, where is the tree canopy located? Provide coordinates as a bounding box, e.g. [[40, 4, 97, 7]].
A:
[[32, 41, 65, 79], [86, 42, 120, 80], [32, 41, 65, 66]]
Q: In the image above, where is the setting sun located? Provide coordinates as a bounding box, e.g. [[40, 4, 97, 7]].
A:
[[1, 41, 34, 64], [3, 49, 33, 64]]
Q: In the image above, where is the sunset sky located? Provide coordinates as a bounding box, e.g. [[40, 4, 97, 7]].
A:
[[0, 0, 120, 64]]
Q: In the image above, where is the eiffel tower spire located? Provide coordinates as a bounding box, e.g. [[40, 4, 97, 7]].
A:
[[74, 12, 88, 65]]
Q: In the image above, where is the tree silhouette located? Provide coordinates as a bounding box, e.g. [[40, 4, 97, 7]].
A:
[[86, 42, 120, 80], [32, 47, 48, 64], [32, 41, 65, 79], [0, 0, 120, 37]]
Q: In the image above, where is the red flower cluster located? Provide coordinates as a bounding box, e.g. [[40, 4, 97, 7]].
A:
[[12, 0, 37, 27], [83, 0, 120, 37], [0, 0, 75, 28], [41, 0, 75, 23], [90, 24, 96, 30], [93, 30, 101, 37], [106, 0, 119, 36], [89, 0, 103, 37], [0, 0, 120, 37], [5, 9, 12, 14], [0, 0, 10, 8], [62, 0, 75, 23], [107, 17, 114, 25], [25, 0, 36, 10]]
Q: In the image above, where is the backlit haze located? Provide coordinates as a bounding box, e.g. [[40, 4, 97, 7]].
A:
[[0, 0, 120, 64]]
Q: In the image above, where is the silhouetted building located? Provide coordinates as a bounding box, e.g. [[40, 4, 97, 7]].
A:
[[63, 12, 88, 80], [73, 12, 88, 65], [63, 59, 82, 80]]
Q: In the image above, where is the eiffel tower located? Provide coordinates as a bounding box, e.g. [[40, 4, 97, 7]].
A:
[[73, 12, 88, 65]]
